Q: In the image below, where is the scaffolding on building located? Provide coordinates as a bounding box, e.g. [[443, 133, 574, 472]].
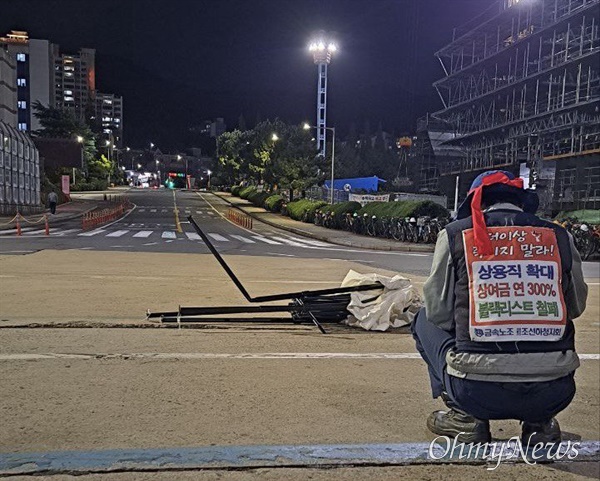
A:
[[421, 0, 600, 210]]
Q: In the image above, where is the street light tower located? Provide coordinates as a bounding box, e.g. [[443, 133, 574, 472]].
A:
[[308, 33, 337, 159]]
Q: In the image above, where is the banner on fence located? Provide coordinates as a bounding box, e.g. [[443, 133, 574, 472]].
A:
[[349, 193, 390, 206]]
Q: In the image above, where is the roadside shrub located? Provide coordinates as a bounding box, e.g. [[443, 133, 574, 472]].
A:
[[357, 200, 449, 219], [286, 198, 327, 222], [247, 190, 271, 207], [239, 186, 257, 199], [72, 178, 109, 192], [231, 185, 242, 196], [264, 194, 285, 213]]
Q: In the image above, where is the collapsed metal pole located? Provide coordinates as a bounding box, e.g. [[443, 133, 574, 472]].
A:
[[146, 216, 383, 333]]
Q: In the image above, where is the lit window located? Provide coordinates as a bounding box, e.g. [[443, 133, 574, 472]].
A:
[[103, 99, 113, 104], [64, 96, 74, 102], [17, 101, 26, 109], [17, 78, 26, 87], [18, 123, 27, 131], [64, 72, 73, 77], [16, 53, 26, 62], [64, 90, 73, 95]]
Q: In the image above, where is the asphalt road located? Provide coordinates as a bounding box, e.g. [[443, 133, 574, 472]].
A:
[[0, 189, 436, 276]]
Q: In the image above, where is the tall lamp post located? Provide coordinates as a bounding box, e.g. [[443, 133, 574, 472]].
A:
[[308, 33, 337, 159], [207, 169, 212, 189], [304, 123, 336, 204]]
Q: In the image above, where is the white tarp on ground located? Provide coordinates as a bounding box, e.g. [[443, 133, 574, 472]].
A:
[[341, 270, 422, 331]]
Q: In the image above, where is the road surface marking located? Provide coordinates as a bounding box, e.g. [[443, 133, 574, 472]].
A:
[[78, 229, 106, 237], [20, 229, 48, 235], [132, 231, 153, 238], [138, 208, 146, 212], [150, 209, 157, 213], [185, 232, 202, 241], [230, 235, 255, 243], [0, 227, 37, 235], [206, 211, 215, 215], [196, 210, 202, 214], [161, 209, 168, 213], [271, 236, 307, 247], [105, 230, 129, 238], [252, 235, 282, 245], [143, 242, 158, 246], [52, 228, 81, 236], [1, 352, 598, 361], [283, 235, 331, 247], [161, 231, 177, 239], [208, 233, 229, 242]]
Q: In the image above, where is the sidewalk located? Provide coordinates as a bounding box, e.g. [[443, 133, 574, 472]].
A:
[[213, 191, 435, 253], [0, 187, 130, 232]]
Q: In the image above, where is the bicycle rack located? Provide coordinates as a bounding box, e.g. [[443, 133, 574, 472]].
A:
[[146, 215, 383, 333]]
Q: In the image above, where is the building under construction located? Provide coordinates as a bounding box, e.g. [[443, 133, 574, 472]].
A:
[[418, 0, 600, 213]]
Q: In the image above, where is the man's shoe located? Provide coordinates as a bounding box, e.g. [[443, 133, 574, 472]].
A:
[[427, 409, 491, 444], [521, 418, 561, 446]]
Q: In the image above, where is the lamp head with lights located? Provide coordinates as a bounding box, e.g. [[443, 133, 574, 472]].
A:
[[309, 34, 337, 64]]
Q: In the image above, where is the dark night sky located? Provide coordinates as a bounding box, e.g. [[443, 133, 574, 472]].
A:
[[1, 0, 499, 149]]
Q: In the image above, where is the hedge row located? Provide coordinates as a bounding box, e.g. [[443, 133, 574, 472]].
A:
[[231, 185, 285, 213], [229, 185, 449, 224], [357, 200, 448, 219], [286, 199, 327, 222]]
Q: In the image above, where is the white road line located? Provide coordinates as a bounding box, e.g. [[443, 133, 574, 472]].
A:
[[52, 228, 81, 236], [105, 230, 129, 238], [252, 235, 282, 245], [150, 209, 157, 213], [230, 235, 255, 243], [185, 232, 202, 241], [283, 235, 331, 247], [161, 209, 168, 213], [143, 242, 158, 246], [0, 227, 37, 235], [138, 209, 146, 212], [132, 231, 153, 238], [208, 233, 229, 242], [78, 229, 106, 237], [271, 236, 308, 247], [161, 231, 177, 239], [196, 210, 202, 214], [21, 229, 48, 235], [206, 211, 215, 215], [1, 352, 597, 360]]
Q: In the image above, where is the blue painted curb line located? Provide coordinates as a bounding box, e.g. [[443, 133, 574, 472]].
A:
[[1, 441, 599, 475]]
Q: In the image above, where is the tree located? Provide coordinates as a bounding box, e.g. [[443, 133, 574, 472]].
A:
[[32, 101, 97, 165], [217, 129, 252, 183]]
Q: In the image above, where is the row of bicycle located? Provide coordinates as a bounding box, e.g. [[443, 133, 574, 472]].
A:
[[559, 219, 600, 260], [313, 211, 448, 244]]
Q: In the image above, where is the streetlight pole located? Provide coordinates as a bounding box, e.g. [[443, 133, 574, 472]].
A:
[[309, 33, 337, 159]]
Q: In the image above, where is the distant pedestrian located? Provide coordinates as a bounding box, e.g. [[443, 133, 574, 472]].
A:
[[48, 191, 58, 214]]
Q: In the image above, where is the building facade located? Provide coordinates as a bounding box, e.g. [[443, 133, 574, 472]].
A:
[[0, 121, 41, 215], [92, 92, 123, 146], [0, 31, 53, 133], [0, 45, 17, 127], [52, 45, 95, 123], [423, 0, 600, 213]]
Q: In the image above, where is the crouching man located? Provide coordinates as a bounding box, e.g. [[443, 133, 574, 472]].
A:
[[412, 170, 588, 444]]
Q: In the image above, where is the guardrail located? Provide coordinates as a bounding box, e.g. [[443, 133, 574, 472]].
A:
[[227, 208, 253, 229], [82, 197, 131, 230]]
